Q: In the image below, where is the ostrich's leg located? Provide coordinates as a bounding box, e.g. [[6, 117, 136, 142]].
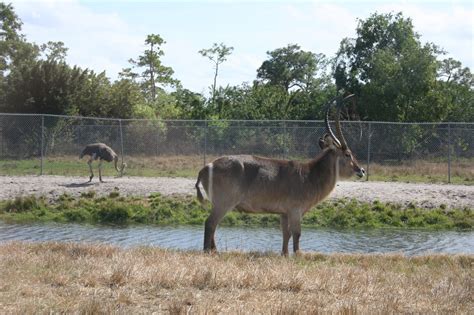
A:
[[99, 160, 104, 182], [87, 158, 94, 182]]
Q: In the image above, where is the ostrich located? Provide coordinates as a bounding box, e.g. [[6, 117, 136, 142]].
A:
[[79, 143, 126, 182]]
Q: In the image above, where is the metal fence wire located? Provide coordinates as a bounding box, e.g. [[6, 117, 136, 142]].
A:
[[0, 113, 472, 183]]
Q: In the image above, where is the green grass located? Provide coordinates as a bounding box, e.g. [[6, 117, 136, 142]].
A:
[[1, 156, 472, 184], [0, 193, 472, 230], [0, 158, 197, 178]]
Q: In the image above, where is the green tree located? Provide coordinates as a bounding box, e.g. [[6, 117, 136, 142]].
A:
[[257, 44, 323, 93], [437, 58, 474, 122], [0, 2, 22, 74], [40, 41, 68, 62], [256, 44, 332, 118], [73, 70, 113, 117], [0, 2, 39, 109], [215, 84, 288, 120], [3, 59, 87, 114], [335, 12, 444, 122], [109, 78, 147, 119], [173, 88, 207, 119], [3, 57, 141, 118], [0, 3, 38, 70], [199, 42, 234, 108], [126, 34, 177, 101]]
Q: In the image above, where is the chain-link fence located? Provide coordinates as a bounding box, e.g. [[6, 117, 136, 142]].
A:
[[0, 113, 472, 183]]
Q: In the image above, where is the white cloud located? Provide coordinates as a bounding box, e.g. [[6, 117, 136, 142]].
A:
[[281, 2, 473, 68], [370, 3, 473, 66], [273, 4, 358, 57], [13, 0, 143, 77], [9, 0, 474, 95]]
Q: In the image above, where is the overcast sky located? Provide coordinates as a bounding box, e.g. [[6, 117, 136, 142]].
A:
[[11, 0, 474, 95]]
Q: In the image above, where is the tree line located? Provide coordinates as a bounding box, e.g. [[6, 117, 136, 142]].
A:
[[0, 3, 472, 122]]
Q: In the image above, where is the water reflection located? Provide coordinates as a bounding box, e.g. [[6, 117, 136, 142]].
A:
[[0, 221, 472, 255]]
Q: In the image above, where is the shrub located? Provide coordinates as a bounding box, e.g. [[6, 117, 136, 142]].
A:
[[0, 194, 471, 230], [64, 208, 91, 222], [58, 193, 74, 203], [3, 195, 44, 213], [80, 191, 96, 199], [95, 203, 130, 224], [329, 211, 349, 228], [109, 191, 120, 198]]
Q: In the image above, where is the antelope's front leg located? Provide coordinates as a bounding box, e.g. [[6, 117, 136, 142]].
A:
[[280, 213, 290, 256]]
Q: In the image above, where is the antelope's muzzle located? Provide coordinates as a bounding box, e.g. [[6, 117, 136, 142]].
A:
[[356, 167, 366, 178]]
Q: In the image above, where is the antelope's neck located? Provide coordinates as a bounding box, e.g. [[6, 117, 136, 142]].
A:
[[308, 149, 339, 202]]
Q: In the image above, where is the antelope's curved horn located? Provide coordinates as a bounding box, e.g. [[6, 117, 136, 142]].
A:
[[324, 96, 342, 148], [335, 94, 355, 150]]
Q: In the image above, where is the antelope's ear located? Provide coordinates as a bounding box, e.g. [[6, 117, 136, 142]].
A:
[[319, 136, 326, 149], [319, 133, 332, 149]]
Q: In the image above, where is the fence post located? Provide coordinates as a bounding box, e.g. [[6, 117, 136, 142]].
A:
[[366, 122, 371, 181], [284, 121, 288, 159], [447, 123, 451, 184], [119, 119, 124, 166], [203, 120, 208, 166], [40, 115, 44, 176]]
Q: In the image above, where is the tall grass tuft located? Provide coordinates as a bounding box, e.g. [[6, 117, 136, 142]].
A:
[[3, 195, 45, 213]]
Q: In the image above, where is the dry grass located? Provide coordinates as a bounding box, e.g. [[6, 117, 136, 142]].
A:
[[0, 242, 472, 314], [368, 159, 474, 184]]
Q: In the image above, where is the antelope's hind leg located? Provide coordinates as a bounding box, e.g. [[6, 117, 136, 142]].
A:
[[280, 214, 291, 256], [289, 210, 302, 255]]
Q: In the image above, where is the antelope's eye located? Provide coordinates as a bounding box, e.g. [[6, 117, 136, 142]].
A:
[[345, 152, 351, 158]]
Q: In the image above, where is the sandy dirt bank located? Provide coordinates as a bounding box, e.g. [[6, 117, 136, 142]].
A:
[[1, 175, 472, 209]]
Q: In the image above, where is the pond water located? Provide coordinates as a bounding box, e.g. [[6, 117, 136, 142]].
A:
[[0, 221, 472, 255]]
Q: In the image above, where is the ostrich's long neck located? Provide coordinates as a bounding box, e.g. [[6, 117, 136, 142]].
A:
[[114, 157, 121, 172]]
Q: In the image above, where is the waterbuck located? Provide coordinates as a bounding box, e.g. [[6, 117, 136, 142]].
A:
[[195, 95, 365, 255]]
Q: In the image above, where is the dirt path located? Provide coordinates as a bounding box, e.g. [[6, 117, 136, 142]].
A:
[[1, 175, 472, 209]]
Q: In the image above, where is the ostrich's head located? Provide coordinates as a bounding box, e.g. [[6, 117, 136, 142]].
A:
[[113, 155, 127, 177]]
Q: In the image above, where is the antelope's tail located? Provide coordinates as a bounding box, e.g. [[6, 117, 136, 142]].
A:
[[195, 168, 206, 205]]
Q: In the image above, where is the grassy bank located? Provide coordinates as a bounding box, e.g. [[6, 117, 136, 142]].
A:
[[0, 242, 472, 314], [0, 192, 472, 230], [0, 155, 205, 178], [1, 155, 473, 184]]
